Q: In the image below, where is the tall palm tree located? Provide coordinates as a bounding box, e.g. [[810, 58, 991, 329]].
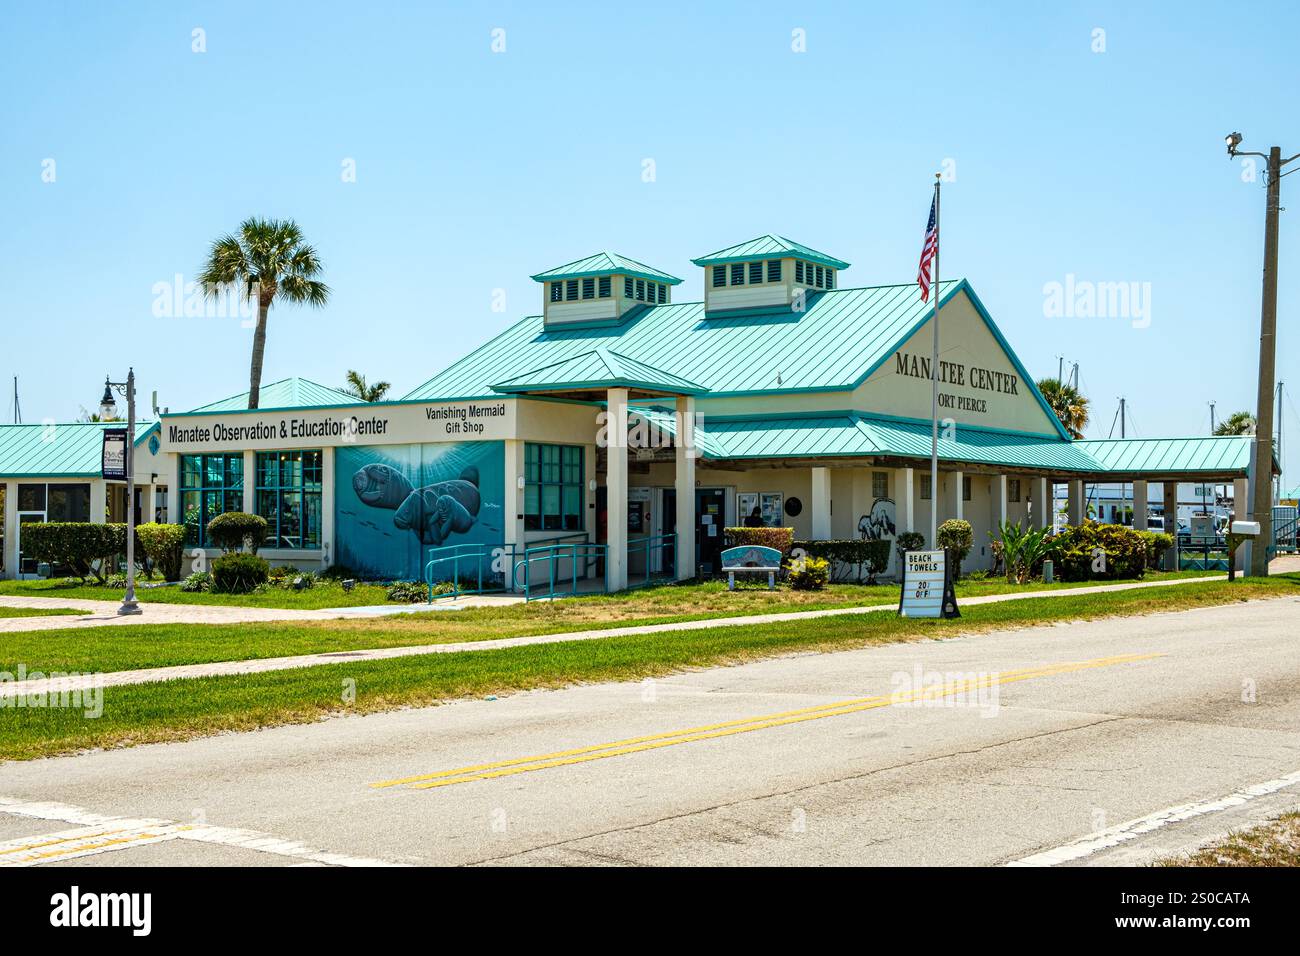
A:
[[1036, 377, 1090, 440], [343, 370, 391, 403], [198, 218, 330, 409], [1214, 411, 1256, 435]]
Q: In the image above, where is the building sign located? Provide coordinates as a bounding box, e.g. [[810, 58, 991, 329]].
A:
[[162, 400, 516, 453], [101, 429, 128, 480], [892, 351, 1020, 416], [898, 549, 959, 619]]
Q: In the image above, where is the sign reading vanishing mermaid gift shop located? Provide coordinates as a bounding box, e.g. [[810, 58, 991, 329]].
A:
[[161, 400, 515, 453]]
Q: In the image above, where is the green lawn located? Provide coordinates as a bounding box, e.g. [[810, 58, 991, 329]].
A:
[[0, 606, 81, 619], [0, 576, 397, 610], [2, 573, 1297, 761], [1159, 812, 1300, 866], [0, 571, 1221, 675]]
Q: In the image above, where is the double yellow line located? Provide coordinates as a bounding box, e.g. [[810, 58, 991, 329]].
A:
[[370, 653, 1161, 792]]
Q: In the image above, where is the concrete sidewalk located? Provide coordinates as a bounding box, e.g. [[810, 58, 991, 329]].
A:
[[0, 574, 1224, 699]]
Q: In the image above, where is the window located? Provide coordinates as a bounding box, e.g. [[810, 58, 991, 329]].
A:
[[581, 277, 595, 299], [524, 443, 583, 531], [17, 483, 46, 512], [565, 279, 578, 301], [767, 260, 781, 282], [815, 265, 825, 288], [825, 269, 835, 289], [255, 450, 323, 549], [794, 261, 804, 284], [712, 266, 727, 288], [598, 276, 611, 298], [47, 484, 90, 522], [749, 261, 763, 284], [872, 471, 889, 500], [180, 453, 244, 547], [920, 474, 932, 500], [549, 282, 562, 303], [962, 476, 972, 501], [624, 277, 634, 298], [635, 279, 646, 301], [1008, 479, 1021, 503], [730, 263, 745, 285], [656, 284, 666, 304]]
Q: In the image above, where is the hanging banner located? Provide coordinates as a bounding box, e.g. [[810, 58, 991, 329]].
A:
[[101, 428, 128, 481], [898, 549, 960, 619]]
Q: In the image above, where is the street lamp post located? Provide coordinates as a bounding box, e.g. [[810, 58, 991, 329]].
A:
[[103, 369, 142, 616], [1224, 133, 1298, 576]]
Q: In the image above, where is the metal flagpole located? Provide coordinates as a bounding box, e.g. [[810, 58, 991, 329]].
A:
[[929, 174, 941, 546]]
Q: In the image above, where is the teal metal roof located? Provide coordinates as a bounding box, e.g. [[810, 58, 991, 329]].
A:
[[690, 235, 850, 270], [404, 279, 962, 402], [530, 252, 683, 285], [860, 415, 1102, 471], [187, 377, 365, 413], [1073, 436, 1254, 475], [493, 348, 709, 396], [0, 421, 158, 478]]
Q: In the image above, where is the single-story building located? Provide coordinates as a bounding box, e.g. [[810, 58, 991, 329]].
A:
[[1, 235, 1276, 585]]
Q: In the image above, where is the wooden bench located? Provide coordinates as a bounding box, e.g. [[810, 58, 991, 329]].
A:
[[721, 545, 782, 591]]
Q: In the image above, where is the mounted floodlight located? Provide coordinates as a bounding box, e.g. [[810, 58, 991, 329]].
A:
[[1225, 131, 1243, 156]]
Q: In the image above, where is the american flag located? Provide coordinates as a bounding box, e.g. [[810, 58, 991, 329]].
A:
[[917, 192, 938, 302]]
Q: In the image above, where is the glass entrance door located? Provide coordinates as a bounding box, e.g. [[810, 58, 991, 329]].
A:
[[696, 488, 726, 574]]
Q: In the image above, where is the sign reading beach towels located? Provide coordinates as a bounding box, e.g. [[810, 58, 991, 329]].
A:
[[101, 428, 128, 481], [898, 549, 960, 619]]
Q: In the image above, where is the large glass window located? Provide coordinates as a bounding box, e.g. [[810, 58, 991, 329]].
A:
[[255, 450, 323, 549], [524, 443, 583, 532], [47, 484, 91, 522], [180, 453, 244, 547]]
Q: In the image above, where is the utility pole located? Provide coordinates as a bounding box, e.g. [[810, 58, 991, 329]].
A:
[[1278, 381, 1285, 506], [1224, 134, 1298, 575]]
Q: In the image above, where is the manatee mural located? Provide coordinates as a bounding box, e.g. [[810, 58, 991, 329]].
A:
[[336, 443, 502, 581], [858, 497, 897, 541]]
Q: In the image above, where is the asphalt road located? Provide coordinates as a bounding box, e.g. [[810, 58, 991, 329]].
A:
[[2, 596, 1299, 867]]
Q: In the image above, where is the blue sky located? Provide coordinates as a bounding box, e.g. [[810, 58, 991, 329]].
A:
[[2, 1, 1297, 477]]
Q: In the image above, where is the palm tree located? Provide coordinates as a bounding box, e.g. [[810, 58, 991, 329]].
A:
[[1037, 377, 1090, 440], [343, 370, 391, 403], [198, 218, 330, 409], [1214, 411, 1256, 436]]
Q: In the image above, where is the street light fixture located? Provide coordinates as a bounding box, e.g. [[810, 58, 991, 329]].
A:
[[1222, 132, 1300, 575], [104, 369, 141, 615]]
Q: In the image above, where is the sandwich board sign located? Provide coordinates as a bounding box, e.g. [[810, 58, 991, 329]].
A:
[[898, 549, 960, 619], [101, 428, 128, 481]]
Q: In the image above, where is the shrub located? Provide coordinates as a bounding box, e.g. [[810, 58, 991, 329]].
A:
[[206, 512, 268, 554], [105, 573, 128, 589], [1139, 530, 1175, 570], [936, 519, 974, 577], [787, 556, 830, 590], [792, 539, 891, 583], [1046, 520, 1148, 581], [722, 527, 795, 557], [211, 553, 270, 593], [136, 522, 187, 581], [990, 520, 1054, 584], [181, 571, 212, 592], [18, 522, 126, 583], [895, 531, 926, 565], [387, 580, 427, 603]]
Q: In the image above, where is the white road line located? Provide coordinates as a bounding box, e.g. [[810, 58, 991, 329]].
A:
[[0, 797, 406, 867], [1006, 769, 1300, 866]]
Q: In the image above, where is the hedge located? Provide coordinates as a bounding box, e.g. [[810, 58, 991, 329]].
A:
[[136, 522, 187, 581], [18, 522, 126, 583], [722, 527, 795, 557], [1046, 520, 1148, 581], [206, 512, 268, 553], [792, 539, 891, 583], [211, 553, 270, 593]]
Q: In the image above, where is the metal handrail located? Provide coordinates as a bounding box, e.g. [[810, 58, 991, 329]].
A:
[[513, 542, 608, 602], [626, 532, 676, 589], [424, 542, 513, 602]]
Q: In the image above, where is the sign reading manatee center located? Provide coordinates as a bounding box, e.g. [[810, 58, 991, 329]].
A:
[[899, 549, 960, 619], [163, 400, 514, 453], [893, 350, 1020, 416]]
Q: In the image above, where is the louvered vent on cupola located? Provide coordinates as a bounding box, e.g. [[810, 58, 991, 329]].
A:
[[530, 252, 683, 329], [690, 234, 851, 315]]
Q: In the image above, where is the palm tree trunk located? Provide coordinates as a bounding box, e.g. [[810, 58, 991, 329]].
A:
[[248, 295, 271, 409]]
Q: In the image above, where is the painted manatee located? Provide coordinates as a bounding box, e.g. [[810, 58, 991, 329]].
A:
[[392, 466, 482, 547], [352, 463, 415, 510]]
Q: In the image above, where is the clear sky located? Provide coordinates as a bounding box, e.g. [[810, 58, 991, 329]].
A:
[[2, 1, 1297, 479]]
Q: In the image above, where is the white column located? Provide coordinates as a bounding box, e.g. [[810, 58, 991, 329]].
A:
[[606, 388, 629, 591], [1068, 479, 1085, 526], [810, 466, 832, 539], [242, 450, 256, 515], [90, 478, 106, 523], [146, 483, 158, 525], [1163, 482, 1179, 570], [947, 470, 964, 522], [502, 439, 526, 552], [320, 446, 336, 569], [1233, 475, 1249, 572], [1032, 477, 1051, 529], [674, 396, 696, 581], [2, 481, 17, 579], [892, 466, 914, 576], [164, 453, 181, 525], [992, 474, 1008, 530], [1132, 479, 1149, 530]]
